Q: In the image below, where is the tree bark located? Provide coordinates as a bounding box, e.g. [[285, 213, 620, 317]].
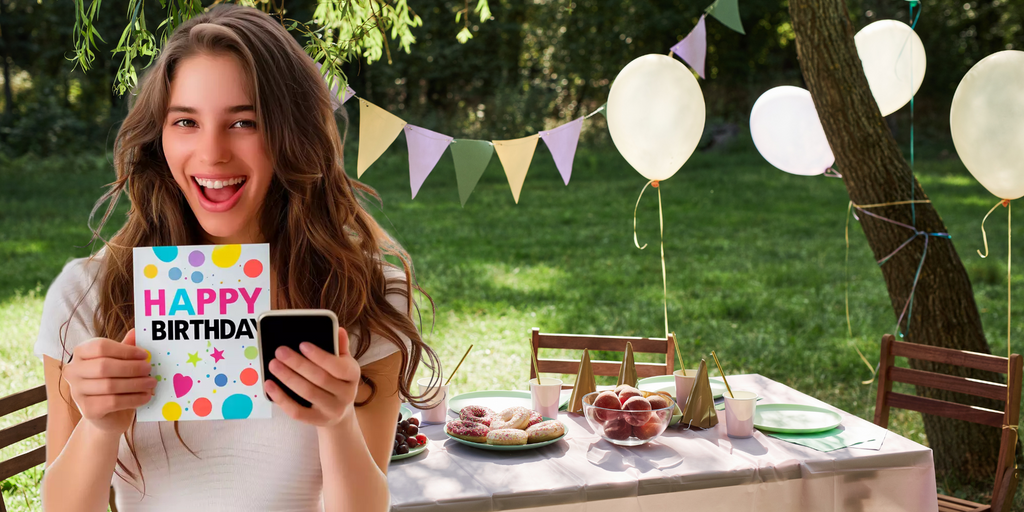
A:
[[0, 0, 14, 115], [789, 0, 1002, 481]]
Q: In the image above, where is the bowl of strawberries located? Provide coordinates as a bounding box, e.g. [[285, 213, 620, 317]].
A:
[[581, 386, 676, 446]]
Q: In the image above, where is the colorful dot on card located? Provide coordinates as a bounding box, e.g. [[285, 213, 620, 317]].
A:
[[143, 350, 151, 362], [222, 394, 253, 419], [152, 246, 178, 263], [191, 271, 203, 283], [144, 265, 158, 279], [212, 389, 216, 393], [244, 346, 259, 360], [168, 267, 182, 280], [240, 368, 259, 386], [189, 250, 205, 267], [162, 402, 182, 421], [243, 259, 263, 278], [154, 375, 162, 382], [211, 245, 242, 268], [193, 398, 212, 417], [215, 374, 228, 387]]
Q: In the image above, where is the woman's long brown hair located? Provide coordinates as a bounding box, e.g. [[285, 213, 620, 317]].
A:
[[56, 4, 441, 497]]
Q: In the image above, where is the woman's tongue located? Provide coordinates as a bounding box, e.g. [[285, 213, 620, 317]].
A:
[[202, 183, 240, 203]]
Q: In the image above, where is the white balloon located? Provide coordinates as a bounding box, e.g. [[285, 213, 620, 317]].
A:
[[854, 20, 927, 117], [750, 86, 835, 176], [950, 50, 1024, 200], [606, 54, 706, 181]]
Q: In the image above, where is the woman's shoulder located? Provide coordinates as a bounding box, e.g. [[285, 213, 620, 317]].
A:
[[36, 250, 107, 362], [46, 250, 107, 299]]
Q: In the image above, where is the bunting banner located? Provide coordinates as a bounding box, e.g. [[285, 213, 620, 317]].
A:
[[671, 15, 708, 79], [404, 125, 454, 199], [493, 134, 540, 204], [343, 86, 356, 104], [451, 140, 495, 207], [707, 0, 745, 35], [540, 117, 584, 186], [356, 99, 407, 177]]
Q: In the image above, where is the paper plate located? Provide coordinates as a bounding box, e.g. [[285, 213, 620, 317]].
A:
[[444, 418, 567, 451], [753, 404, 843, 434], [636, 375, 729, 399], [399, 404, 414, 422], [391, 436, 428, 461]]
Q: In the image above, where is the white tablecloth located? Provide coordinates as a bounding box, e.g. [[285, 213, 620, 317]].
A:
[[386, 374, 937, 511]]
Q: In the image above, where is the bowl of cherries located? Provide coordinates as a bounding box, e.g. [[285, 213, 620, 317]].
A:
[[393, 413, 429, 461]]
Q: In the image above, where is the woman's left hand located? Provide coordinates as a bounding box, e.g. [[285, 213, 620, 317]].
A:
[[265, 327, 360, 428]]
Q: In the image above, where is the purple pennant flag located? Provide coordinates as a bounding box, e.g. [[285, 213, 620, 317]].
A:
[[404, 124, 453, 199], [343, 86, 356, 104], [539, 117, 584, 185], [670, 15, 707, 79]]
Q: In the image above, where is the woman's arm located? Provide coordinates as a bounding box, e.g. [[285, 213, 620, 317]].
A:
[[317, 351, 402, 512]]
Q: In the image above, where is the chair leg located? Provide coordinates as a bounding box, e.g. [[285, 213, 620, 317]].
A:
[[109, 485, 118, 512], [992, 467, 1019, 512]]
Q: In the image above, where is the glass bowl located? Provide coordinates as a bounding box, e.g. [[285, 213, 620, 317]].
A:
[[581, 390, 675, 446]]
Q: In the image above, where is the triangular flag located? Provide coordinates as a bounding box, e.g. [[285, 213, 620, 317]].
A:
[[343, 86, 356, 104], [567, 349, 596, 414], [540, 117, 583, 186], [492, 134, 540, 204], [356, 99, 407, 177], [451, 140, 494, 207], [670, 15, 707, 78], [681, 359, 720, 429], [404, 125, 453, 199], [616, 341, 638, 388], [707, 0, 745, 34]]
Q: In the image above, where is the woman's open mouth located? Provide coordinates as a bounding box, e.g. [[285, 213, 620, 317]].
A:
[[191, 176, 248, 213]]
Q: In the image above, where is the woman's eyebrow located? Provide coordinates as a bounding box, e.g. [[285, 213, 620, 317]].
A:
[[166, 105, 255, 114]]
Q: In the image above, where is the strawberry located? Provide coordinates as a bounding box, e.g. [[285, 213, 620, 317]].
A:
[[415, 434, 427, 445]]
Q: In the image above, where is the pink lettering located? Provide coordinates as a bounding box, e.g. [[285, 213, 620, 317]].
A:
[[219, 288, 239, 315], [196, 288, 216, 315], [239, 287, 262, 314], [144, 289, 166, 317]]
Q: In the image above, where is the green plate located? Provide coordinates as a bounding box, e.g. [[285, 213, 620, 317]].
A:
[[448, 390, 534, 416], [399, 404, 414, 422], [391, 436, 428, 461], [444, 418, 567, 451], [753, 404, 843, 434], [636, 375, 729, 399]]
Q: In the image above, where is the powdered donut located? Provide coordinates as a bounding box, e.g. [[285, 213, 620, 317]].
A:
[[445, 419, 490, 443], [486, 429, 528, 445], [491, 406, 531, 430], [459, 405, 497, 426], [525, 420, 565, 443], [527, 410, 544, 427]]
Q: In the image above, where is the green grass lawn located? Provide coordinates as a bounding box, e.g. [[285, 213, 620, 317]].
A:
[[2, 135, 1022, 509]]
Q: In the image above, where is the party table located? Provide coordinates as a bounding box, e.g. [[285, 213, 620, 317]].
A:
[[386, 374, 938, 511]]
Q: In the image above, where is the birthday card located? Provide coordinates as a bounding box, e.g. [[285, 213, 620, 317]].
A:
[[133, 244, 273, 422]]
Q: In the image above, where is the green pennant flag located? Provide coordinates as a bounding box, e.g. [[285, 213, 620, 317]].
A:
[[707, 0, 745, 35], [451, 139, 494, 207]]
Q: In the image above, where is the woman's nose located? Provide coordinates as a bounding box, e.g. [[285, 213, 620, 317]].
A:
[[197, 129, 231, 165]]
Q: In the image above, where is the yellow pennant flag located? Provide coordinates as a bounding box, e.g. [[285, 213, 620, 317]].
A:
[[492, 134, 540, 204], [357, 99, 407, 177]]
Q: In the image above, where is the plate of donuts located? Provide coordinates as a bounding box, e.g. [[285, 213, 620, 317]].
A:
[[444, 413, 569, 451]]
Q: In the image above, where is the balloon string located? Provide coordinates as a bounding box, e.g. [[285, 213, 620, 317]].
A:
[[632, 180, 670, 340], [977, 199, 1007, 258], [846, 202, 878, 385], [1006, 202, 1017, 471], [633, 180, 653, 250]]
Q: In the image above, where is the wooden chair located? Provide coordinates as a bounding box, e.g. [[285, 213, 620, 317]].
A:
[[874, 333, 1022, 512], [529, 328, 675, 389], [0, 384, 118, 512]]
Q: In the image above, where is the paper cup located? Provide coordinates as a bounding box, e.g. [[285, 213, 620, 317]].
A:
[[674, 369, 698, 409], [723, 390, 758, 438], [417, 377, 450, 425], [528, 377, 563, 419]]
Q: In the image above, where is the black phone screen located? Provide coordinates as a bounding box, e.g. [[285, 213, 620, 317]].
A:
[[259, 314, 336, 408]]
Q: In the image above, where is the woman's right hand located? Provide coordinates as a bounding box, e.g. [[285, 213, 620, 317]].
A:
[[64, 329, 157, 435]]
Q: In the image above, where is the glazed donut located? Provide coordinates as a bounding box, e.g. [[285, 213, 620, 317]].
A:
[[525, 420, 565, 443], [445, 419, 490, 443], [491, 406, 532, 430], [460, 405, 497, 426], [486, 429, 528, 445], [527, 410, 544, 427]]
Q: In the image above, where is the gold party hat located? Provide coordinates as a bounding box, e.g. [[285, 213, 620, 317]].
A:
[[567, 349, 596, 414], [680, 359, 719, 429], [616, 341, 638, 388]]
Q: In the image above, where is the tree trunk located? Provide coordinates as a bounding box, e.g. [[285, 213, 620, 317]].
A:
[[789, 0, 1002, 482], [0, 0, 14, 115]]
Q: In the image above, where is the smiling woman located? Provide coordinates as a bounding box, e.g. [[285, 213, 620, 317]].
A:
[[31, 5, 440, 512]]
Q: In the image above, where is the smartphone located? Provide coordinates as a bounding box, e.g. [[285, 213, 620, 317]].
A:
[[257, 309, 339, 408]]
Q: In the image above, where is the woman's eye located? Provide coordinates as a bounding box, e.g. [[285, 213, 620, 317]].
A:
[[232, 120, 257, 129], [173, 119, 197, 128]]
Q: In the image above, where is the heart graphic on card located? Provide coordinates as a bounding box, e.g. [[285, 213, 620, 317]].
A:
[[173, 373, 193, 398]]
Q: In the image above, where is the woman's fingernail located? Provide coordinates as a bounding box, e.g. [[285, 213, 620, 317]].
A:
[[300, 342, 312, 354], [276, 347, 289, 360]]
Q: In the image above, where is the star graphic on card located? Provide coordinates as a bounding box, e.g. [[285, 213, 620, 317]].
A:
[[211, 347, 225, 363], [186, 352, 202, 367]]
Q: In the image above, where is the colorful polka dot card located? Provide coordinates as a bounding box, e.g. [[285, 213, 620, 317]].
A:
[[132, 244, 272, 422]]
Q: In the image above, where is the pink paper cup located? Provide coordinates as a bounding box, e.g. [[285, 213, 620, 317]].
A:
[[528, 377, 563, 419], [416, 377, 450, 425], [674, 369, 698, 409], [723, 390, 758, 438]]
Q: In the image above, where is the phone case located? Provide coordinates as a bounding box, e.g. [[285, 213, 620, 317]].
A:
[[256, 309, 339, 407]]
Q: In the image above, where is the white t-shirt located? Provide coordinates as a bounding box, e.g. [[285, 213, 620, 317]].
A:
[[35, 252, 413, 511]]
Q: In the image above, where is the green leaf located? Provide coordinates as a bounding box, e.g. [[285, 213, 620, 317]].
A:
[[456, 26, 473, 44]]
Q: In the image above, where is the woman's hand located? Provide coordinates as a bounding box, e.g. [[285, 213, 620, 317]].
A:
[[264, 327, 361, 428], [63, 329, 157, 435]]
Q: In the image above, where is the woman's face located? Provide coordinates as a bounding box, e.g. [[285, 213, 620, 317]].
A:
[[162, 53, 274, 244]]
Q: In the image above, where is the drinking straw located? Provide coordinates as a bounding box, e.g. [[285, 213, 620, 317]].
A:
[[444, 344, 473, 386], [671, 332, 686, 374], [530, 341, 543, 385], [710, 350, 734, 398]]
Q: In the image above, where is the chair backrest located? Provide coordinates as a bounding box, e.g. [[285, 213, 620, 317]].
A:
[[530, 328, 675, 389], [874, 333, 1022, 511], [0, 384, 47, 512]]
